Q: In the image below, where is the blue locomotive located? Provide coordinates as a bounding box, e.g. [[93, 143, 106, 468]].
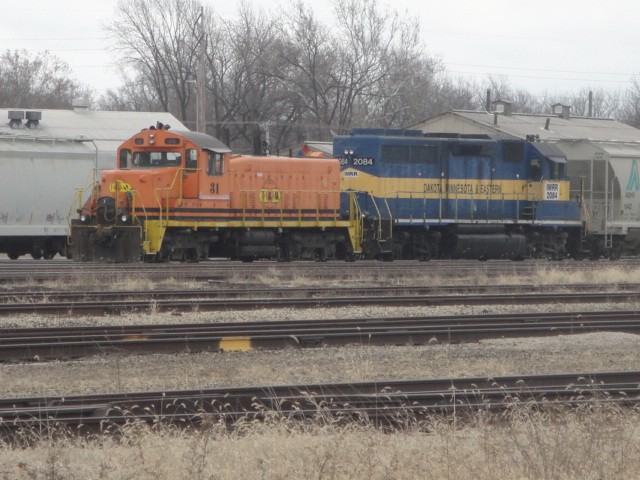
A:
[[334, 129, 583, 260]]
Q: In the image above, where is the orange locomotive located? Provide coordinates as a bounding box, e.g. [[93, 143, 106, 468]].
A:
[[70, 124, 360, 262]]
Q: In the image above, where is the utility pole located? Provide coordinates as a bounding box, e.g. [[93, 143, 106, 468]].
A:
[[196, 6, 206, 134]]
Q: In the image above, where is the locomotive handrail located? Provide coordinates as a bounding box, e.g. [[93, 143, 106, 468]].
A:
[[382, 197, 392, 237], [392, 187, 541, 223], [152, 167, 186, 224], [127, 188, 152, 226], [233, 189, 343, 225], [349, 192, 364, 247], [68, 183, 94, 225], [67, 174, 104, 254], [68, 169, 100, 221]]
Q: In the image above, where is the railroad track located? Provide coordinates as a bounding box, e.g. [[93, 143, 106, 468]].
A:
[[1, 371, 638, 436], [1, 290, 640, 315], [3, 310, 640, 362], [3, 282, 639, 304]]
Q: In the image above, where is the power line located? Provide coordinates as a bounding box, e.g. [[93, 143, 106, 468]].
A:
[[448, 70, 633, 84], [1, 49, 108, 53], [425, 29, 640, 47], [1, 8, 111, 13], [445, 62, 636, 77], [0, 38, 106, 42]]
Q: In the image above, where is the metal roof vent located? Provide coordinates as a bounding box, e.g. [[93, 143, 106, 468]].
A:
[[8, 110, 24, 129], [72, 98, 90, 114], [552, 103, 571, 120], [491, 99, 513, 115], [25, 110, 41, 129]]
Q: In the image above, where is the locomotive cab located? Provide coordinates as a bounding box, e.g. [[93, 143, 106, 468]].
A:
[[71, 126, 232, 262]]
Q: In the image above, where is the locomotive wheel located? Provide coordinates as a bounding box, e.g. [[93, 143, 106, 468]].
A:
[[418, 252, 431, 262], [276, 243, 292, 262], [380, 252, 394, 262], [313, 248, 327, 262], [7, 252, 20, 260]]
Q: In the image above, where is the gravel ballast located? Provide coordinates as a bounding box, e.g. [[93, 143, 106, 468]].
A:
[[2, 302, 640, 399]]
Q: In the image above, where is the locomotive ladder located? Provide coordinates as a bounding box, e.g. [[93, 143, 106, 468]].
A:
[[605, 233, 614, 249], [370, 195, 393, 246]]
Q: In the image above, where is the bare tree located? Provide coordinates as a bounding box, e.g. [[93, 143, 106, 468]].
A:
[[621, 76, 640, 128], [276, 1, 340, 137], [106, 0, 206, 122], [99, 74, 164, 111], [200, 2, 290, 151], [112, 0, 637, 147], [276, 0, 429, 135], [0, 50, 92, 108], [563, 87, 623, 118]]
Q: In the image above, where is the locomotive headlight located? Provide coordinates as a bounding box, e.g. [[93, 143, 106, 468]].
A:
[[80, 213, 90, 224], [344, 148, 354, 156], [120, 213, 130, 224]]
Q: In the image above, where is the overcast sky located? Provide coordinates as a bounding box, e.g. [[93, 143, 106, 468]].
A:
[[3, 0, 640, 99]]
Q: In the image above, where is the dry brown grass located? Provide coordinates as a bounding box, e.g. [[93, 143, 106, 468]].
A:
[[5, 263, 640, 292], [7, 272, 203, 292], [2, 405, 640, 479], [533, 265, 640, 286], [244, 264, 640, 289]]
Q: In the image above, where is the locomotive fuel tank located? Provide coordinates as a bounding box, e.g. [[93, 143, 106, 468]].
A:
[[449, 233, 527, 259], [444, 225, 527, 259]]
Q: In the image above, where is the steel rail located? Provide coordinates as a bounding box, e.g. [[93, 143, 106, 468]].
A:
[[2, 310, 640, 361], [1, 371, 638, 436], [1, 291, 640, 316], [2, 282, 638, 305]]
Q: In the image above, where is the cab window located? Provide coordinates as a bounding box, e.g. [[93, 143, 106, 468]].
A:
[[133, 151, 182, 168], [550, 162, 564, 180], [119, 149, 131, 169], [186, 149, 198, 171], [207, 152, 224, 176], [529, 158, 541, 180]]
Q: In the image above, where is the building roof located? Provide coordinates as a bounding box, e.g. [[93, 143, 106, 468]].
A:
[[413, 110, 640, 144], [0, 108, 186, 144]]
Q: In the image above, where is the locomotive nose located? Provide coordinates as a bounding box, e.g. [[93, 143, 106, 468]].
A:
[[96, 196, 116, 226]]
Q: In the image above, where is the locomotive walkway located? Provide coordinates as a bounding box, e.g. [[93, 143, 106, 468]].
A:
[[2, 310, 640, 362], [1, 371, 638, 437]]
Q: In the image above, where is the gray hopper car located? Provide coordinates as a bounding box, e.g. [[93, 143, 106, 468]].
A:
[[0, 135, 98, 259], [564, 141, 640, 257]]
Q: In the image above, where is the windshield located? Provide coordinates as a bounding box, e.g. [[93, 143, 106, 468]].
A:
[[133, 151, 182, 169]]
